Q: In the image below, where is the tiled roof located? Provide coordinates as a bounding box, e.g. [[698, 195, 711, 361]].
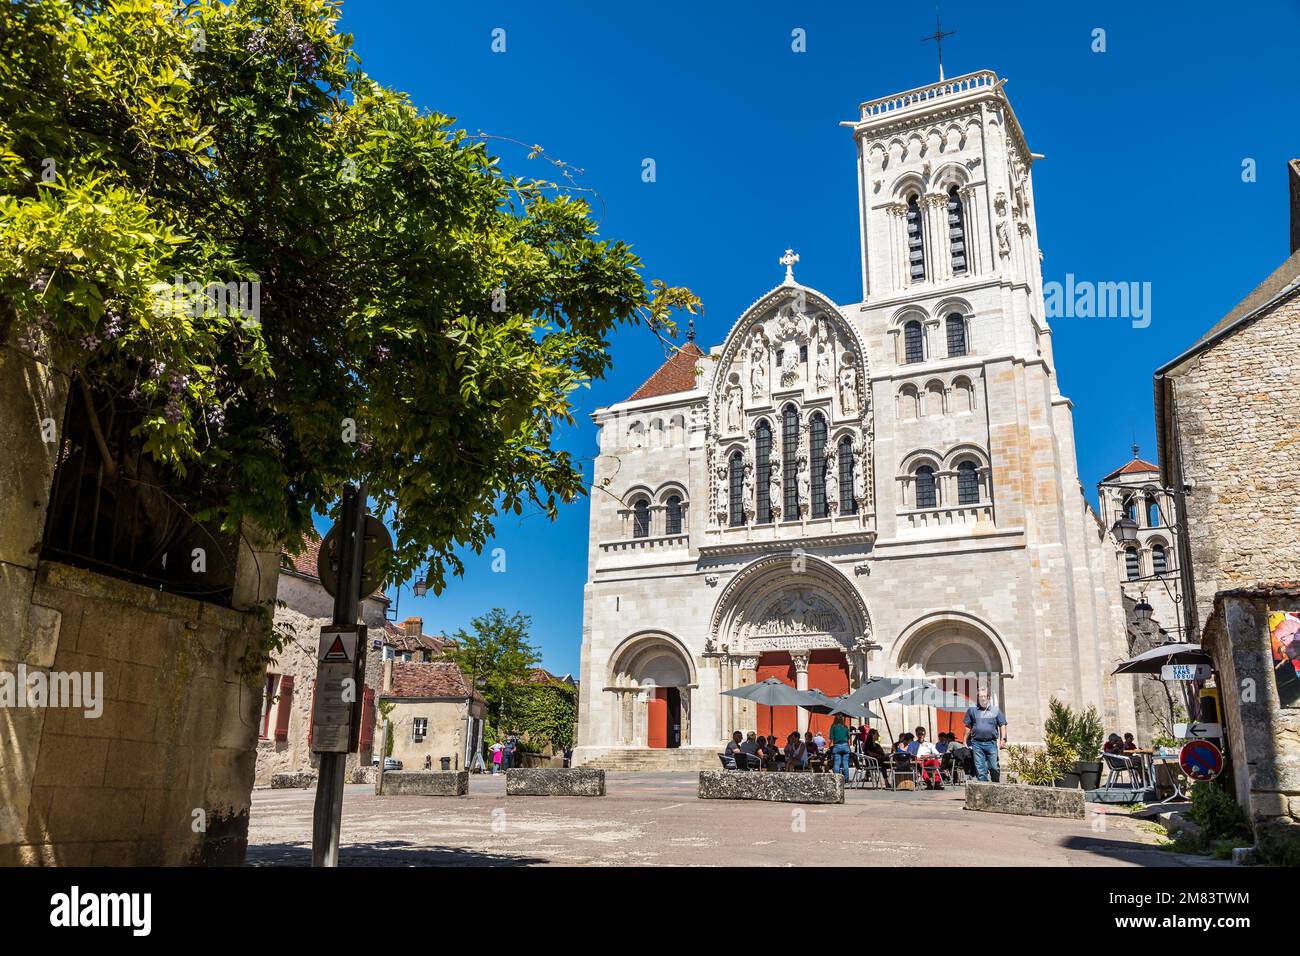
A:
[[283, 532, 323, 577], [382, 621, 453, 655], [386, 661, 483, 702], [626, 342, 704, 401], [1103, 458, 1160, 481]]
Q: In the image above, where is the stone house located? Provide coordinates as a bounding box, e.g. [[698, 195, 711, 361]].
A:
[[378, 659, 486, 771], [252, 536, 389, 787], [1154, 161, 1300, 862]]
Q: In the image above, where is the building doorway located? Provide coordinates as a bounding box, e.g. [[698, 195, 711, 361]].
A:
[[646, 687, 683, 749]]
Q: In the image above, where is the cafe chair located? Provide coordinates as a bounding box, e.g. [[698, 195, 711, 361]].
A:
[[1101, 752, 1143, 795]]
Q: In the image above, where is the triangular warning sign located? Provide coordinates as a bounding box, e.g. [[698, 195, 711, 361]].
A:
[[322, 635, 350, 662]]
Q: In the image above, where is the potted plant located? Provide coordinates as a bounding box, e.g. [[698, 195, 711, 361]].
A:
[[1005, 735, 1077, 787], [1045, 698, 1104, 789], [1071, 705, 1104, 791]]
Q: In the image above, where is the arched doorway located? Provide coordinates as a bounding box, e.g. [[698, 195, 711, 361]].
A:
[[607, 632, 695, 749], [893, 613, 1009, 739]]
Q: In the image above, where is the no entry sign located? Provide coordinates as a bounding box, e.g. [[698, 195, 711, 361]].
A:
[[1178, 739, 1223, 781]]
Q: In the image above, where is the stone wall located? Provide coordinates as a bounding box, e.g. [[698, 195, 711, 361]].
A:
[[1202, 588, 1300, 863], [384, 698, 473, 771], [1163, 285, 1300, 629], [0, 335, 278, 865]]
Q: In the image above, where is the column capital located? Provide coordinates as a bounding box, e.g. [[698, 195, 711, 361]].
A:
[[790, 650, 811, 674]]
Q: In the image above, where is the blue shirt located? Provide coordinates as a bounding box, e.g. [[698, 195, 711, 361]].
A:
[[963, 705, 1006, 741]]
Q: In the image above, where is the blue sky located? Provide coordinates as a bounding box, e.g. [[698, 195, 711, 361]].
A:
[[333, 1, 1299, 674]]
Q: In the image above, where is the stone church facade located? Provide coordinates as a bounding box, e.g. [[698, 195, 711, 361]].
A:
[[574, 70, 1134, 768]]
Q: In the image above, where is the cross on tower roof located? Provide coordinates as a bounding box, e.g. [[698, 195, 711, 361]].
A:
[[780, 248, 799, 284], [921, 8, 957, 81]]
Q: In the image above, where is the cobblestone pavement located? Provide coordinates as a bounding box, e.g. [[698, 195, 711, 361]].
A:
[[245, 773, 1224, 867]]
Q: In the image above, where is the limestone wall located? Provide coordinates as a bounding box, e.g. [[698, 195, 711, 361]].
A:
[[1165, 292, 1300, 628]]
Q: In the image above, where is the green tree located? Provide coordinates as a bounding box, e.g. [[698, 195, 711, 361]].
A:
[[445, 608, 539, 741], [515, 680, 578, 754], [0, 0, 698, 589]]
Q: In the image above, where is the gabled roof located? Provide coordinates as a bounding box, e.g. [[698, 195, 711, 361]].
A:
[[1103, 458, 1160, 481], [385, 660, 483, 702], [626, 341, 703, 402], [382, 621, 453, 655]]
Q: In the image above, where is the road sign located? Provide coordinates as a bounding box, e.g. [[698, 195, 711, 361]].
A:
[[1174, 721, 1223, 741], [1178, 739, 1223, 781], [1162, 663, 1211, 682], [317, 515, 392, 600], [311, 624, 366, 754]]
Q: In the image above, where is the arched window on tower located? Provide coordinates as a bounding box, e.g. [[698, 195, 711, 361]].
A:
[[904, 320, 924, 364], [782, 404, 799, 522], [810, 414, 827, 518], [1125, 548, 1141, 580], [906, 194, 926, 281], [1123, 496, 1137, 523], [1146, 495, 1160, 528], [756, 419, 773, 523], [946, 313, 967, 357], [915, 465, 937, 509], [633, 498, 650, 538], [838, 436, 856, 515], [957, 460, 979, 505], [665, 495, 682, 535], [947, 185, 967, 274], [728, 452, 745, 527], [1152, 544, 1168, 575]]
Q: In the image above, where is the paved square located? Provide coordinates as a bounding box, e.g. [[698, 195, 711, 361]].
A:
[[245, 773, 1221, 867]]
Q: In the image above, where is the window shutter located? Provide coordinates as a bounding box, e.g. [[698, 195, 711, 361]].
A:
[[306, 681, 316, 747], [273, 675, 293, 742], [359, 687, 376, 751]]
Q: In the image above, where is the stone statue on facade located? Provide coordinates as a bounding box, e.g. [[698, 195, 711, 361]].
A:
[[741, 454, 755, 519], [824, 446, 839, 514], [815, 350, 831, 393], [750, 347, 767, 400], [725, 385, 741, 433], [768, 457, 782, 521], [838, 363, 857, 416], [796, 454, 810, 518]]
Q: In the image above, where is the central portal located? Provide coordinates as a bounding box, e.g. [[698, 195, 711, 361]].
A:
[[755, 650, 850, 738]]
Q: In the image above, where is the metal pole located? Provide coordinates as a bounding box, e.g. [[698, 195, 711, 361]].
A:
[[312, 482, 366, 867]]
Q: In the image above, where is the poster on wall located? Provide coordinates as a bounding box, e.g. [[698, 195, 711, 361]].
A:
[[1268, 611, 1300, 708]]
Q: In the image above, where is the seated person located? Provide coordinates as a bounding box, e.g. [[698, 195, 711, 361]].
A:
[[1122, 733, 1138, 752], [737, 731, 762, 770], [765, 735, 784, 770], [785, 732, 808, 770], [804, 730, 819, 755], [861, 729, 889, 780], [723, 730, 744, 769], [812, 730, 827, 753], [906, 727, 944, 790], [1103, 733, 1125, 755], [935, 732, 951, 754], [896, 733, 914, 753]]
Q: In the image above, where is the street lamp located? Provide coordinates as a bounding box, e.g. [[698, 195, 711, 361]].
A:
[[1134, 597, 1154, 625], [412, 575, 428, 598], [1111, 514, 1139, 544]]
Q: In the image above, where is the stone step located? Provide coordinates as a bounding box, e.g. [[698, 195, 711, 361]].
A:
[[576, 749, 720, 771]]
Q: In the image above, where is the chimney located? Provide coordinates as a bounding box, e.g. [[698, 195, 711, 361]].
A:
[[382, 659, 393, 695], [1290, 159, 1300, 255], [403, 616, 422, 638]]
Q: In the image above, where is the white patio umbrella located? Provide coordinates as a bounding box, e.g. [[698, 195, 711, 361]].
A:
[[722, 678, 809, 736]]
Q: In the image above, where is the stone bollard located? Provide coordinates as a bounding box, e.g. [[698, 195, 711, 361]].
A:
[[697, 770, 844, 804], [376, 770, 469, 796], [505, 768, 606, 796]]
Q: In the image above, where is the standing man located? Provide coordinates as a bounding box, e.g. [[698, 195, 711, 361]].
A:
[[963, 689, 1007, 782], [502, 735, 515, 772]]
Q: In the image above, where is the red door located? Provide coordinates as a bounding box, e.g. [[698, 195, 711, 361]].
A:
[[755, 653, 797, 739], [807, 651, 850, 736], [646, 688, 668, 749]]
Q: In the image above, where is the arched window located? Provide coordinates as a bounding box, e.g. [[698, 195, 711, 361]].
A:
[[946, 313, 967, 357], [838, 437, 856, 515], [633, 498, 650, 538], [1145, 495, 1160, 528], [906, 194, 926, 281], [665, 495, 682, 535], [904, 321, 924, 364], [755, 419, 773, 523], [915, 465, 937, 509], [947, 185, 967, 274], [1125, 548, 1140, 580], [728, 453, 745, 527], [957, 460, 979, 505], [810, 414, 827, 518], [1152, 544, 1167, 575], [782, 405, 799, 522], [1123, 496, 1137, 522]]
